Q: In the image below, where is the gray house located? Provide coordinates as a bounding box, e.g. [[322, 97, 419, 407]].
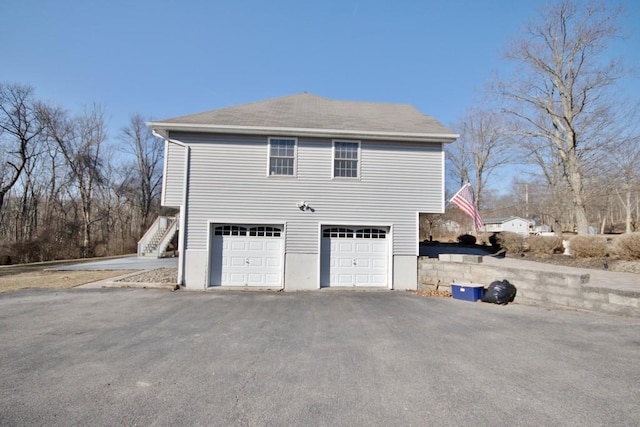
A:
[[148, 93, 457, 290]]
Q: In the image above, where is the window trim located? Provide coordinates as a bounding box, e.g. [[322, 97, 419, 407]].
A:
[[332, 140, 360, 179], [267, 137, 297, 177]]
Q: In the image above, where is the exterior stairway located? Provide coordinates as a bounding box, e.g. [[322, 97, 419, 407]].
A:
[[137, 215, 179, 258]]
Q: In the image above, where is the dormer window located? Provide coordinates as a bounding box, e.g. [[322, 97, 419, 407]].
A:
[[268, 138, 297, 176]]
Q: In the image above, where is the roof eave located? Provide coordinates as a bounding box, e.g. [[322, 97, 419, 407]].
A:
[[147, 122, 459, 143]]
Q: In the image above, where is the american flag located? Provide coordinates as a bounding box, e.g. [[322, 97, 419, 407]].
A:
[[450, 183, 483, 230]]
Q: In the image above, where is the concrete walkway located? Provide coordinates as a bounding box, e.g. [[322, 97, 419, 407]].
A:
[[50, 256, 178, 271]]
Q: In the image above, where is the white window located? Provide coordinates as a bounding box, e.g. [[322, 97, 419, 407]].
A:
[[333, 140, 360, 178], [268, 138, 296, 176]]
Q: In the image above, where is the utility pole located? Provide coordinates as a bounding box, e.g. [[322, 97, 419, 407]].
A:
[[525, 183, 529, 218]]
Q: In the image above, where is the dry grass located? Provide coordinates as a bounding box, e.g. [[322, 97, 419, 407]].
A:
[[0, 270, 137, 293]]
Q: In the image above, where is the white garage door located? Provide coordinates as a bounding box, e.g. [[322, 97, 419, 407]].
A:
[[210, 225, 283, 287], [320, 227, 389, 287]]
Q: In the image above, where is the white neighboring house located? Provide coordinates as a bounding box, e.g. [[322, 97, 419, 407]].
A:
[[481, 216, 534, 235], [148, 93, 458, 291]]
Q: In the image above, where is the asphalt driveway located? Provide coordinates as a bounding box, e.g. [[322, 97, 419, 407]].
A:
[[1, 289, 639, 426]]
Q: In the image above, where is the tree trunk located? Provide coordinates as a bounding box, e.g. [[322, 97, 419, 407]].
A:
[[80, 192, 92, 258], [570, 172, 589, 234], [626, 189, 632, 233]]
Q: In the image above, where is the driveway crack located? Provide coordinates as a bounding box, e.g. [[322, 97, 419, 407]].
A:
[[231, 354, 260, 426]]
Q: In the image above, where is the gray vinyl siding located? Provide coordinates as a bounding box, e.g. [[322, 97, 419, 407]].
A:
[[162, 141, 185, 207], [170, 132, 444, 255]]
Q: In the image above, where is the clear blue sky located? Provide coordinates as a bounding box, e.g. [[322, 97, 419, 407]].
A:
[[2, 1, 639, 150]]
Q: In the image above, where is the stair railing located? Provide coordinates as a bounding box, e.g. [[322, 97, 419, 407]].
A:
[[137, 216, 163, 257]]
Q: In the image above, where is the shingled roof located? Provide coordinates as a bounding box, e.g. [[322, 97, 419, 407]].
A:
[[150, 93, 457, 142]]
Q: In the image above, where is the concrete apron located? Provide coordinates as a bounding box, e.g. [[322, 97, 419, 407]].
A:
[[418, 254, 640, 317]]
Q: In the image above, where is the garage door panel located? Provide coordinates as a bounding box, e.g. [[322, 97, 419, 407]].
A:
[[248, 241, 265, 251], [229, 273, 245, 283], [265, 273, 280, 283], [247, 272, 263, 282], [356, 243, 370, 251], [371, 243, 387, 253], [371, 258, 386, 268], [337, 274, 353, 285], [321, 227, 389, 288], [354, 274, 370, 284], [210, 225, 283, 287], [371, 274, 386, 284], [230, 240, 247, 251], [229, 257, 246, 267], [338, 258, 353, 268], [247, 256, 264, 266], [265, 257, 281, 267], [338, 243, 354, 252], [355, 258, 371, 268], [265, 241, 281, 251]]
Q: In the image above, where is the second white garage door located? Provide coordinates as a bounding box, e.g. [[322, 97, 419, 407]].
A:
[[209, 225, 283, 287], [320, 226, 389, 287]]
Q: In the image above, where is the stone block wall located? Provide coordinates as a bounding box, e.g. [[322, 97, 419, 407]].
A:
[[418, 256, 639, 317]]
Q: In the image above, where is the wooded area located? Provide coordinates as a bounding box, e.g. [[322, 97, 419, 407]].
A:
[[0, 83, 165, 263]]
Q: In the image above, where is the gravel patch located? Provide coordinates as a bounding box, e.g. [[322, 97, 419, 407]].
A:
[[116, 268, 177, 284]]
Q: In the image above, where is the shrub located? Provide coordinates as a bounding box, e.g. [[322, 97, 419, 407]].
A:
[[496, 232, 525, 254], [615, 232, 640, 260], [457, 234, 477, 245], [489, 233, 501, 249], [0, 255, 11, 265], [569, 235, 607, 258], [527, 235, 563, 254]]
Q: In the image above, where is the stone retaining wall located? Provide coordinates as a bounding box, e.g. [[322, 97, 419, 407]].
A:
[[418, 255, 640, 317]]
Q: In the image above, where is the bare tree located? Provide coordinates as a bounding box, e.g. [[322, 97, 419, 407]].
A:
[[607, 122, 640, 233], [42, 105, 108, 257], [0, 83, 45, 213], [119, 114, 163, 236], [497, 0, 625, 234], [518, 126, 574, 232], [447, 107, 511, 209], [0, 82, 169, 262]]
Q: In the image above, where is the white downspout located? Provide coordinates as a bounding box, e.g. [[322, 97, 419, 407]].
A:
[[177, 145, 190, 286]]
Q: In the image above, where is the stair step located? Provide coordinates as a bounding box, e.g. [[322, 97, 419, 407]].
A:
[[139, 216, 179, 259]]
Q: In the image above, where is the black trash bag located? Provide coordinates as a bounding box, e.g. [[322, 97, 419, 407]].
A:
[[481, 280, 517, 305]]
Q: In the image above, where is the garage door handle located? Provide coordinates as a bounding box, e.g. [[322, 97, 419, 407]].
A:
[[352, 259, 357, 266], [245, 258, 249, 265]]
